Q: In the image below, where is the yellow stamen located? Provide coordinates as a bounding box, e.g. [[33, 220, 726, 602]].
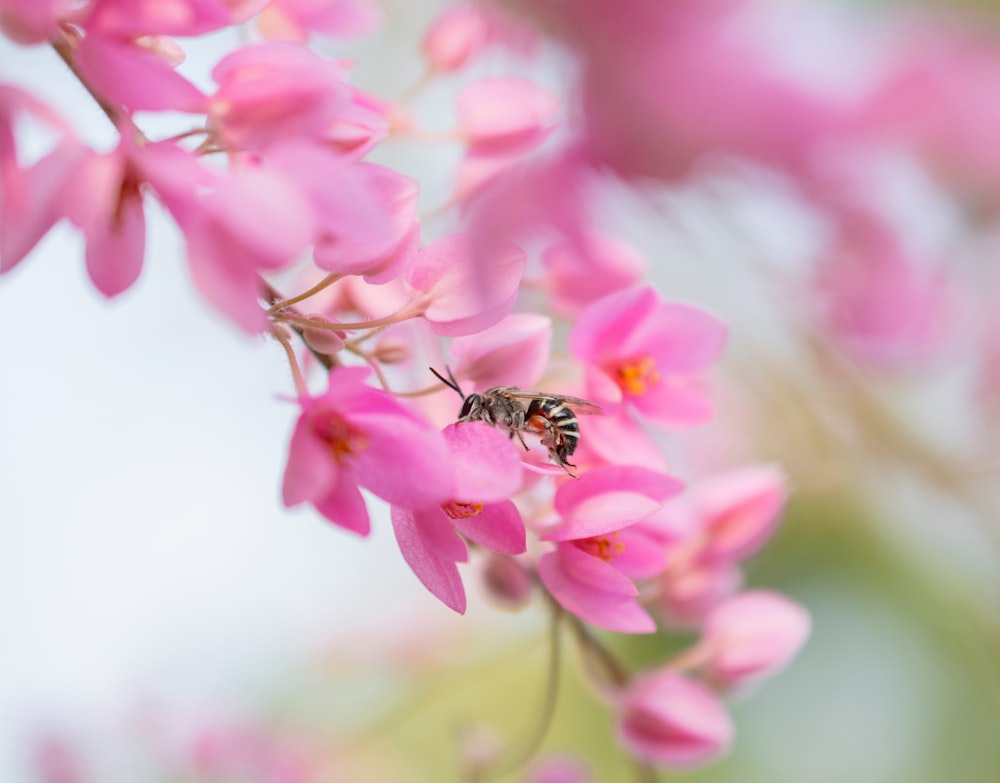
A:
[[617, 356, 661, 395], [318, 415, 368, 466], [577, 533, 626, 562], [442, 501, 484, 520]]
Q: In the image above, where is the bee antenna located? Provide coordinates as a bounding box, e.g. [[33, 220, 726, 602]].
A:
[[429, 366, 465, 400]]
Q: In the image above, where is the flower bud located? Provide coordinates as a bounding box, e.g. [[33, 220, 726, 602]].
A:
[[300, 314, 345, 355], [616, 670, 733, 769], [371, 336, 408, 364], [481, 553, 533, 609], [701, 590, 811, 689]]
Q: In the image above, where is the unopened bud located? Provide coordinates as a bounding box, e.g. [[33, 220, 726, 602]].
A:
[[300, 314, 345, 355], [372, 336, 408, 364], [700, 590, 811, 689], [481, 554, 533, 609]]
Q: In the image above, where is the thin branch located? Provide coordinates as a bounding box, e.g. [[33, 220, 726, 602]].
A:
[[267, 272, 344, 314]]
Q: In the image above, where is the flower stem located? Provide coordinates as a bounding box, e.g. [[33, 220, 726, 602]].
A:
[[270, 326, 309, 396], [275, 305, 424, 333], [566, 615, 630, 688], [268, 272, 344, 314], [477, 597, 564, 780], [51, 27, 124, 132]]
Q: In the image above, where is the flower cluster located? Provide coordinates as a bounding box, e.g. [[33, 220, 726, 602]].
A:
[[0, 0, 840, 777]]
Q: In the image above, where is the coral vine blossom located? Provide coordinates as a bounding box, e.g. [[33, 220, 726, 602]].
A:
[[538, 465, 684, 632], [392, 422, 525, 614], [282, 366, 454, 536], [570, 286, 727, 427]]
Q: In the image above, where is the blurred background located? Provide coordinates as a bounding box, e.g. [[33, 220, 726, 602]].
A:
[[3, 0, 1000, 781]]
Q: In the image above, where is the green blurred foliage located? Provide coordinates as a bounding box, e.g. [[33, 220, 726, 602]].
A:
[[304, 490, 1000, 783]]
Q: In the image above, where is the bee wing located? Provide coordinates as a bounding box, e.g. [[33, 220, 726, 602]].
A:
[[498, 389, 603, 415], [559, 398, 603, 415]]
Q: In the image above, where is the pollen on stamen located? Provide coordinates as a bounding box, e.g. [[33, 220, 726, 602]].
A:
[[577, 533, 626, 562], [317, 414, 368, 465], [617, 356, 661, 395], [443, 501, 484, 519]]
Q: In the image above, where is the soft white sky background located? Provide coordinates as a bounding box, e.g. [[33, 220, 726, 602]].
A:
[[0, 26, 436, 781], [2, 4, 999, 782]]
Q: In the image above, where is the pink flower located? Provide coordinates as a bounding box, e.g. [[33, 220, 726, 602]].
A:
[[264, 146, 400, 280], [2, 108, 149, 296], [207, 43, 349, 151], [699, 591, 811, 689], [392, 422, 525, 613], [457, 77, 559, 155], [311, 162, 418, 282], [1, 143, 83, 276], [538, 465, 682, 632], [282, 366, 454, 536], [657, 562, 742, 628], [449, 313, 551, 391], [540, 233, 646, 317], [678, 464, 789, 565], [168, 154, 315, 332], [616, 670, 733, 768], [405, 231, 527, 336], [569, 409, 670, 475], [811, 202, 952, 368], [570, 286, 727, 427], [515, 0, 844, 183], [62, 137, 147, 297], [648, 465, 788, 625], [325, 84, 390, 159], [453, 78, 560, 197], [84, 0, 261, 38], [421, 2, 535, 73], [255, 0, 381, 42], [0, 0, 76, 44], [525, 755, 594, 783], [858, 25, 1000, 197], [74, 33, 207, 113]]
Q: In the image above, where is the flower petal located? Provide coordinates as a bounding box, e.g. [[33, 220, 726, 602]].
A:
[[314, 472, 370, 536], [443, 422, 522, 502], [391, 506, 467, 613], [538, 546, 655, 633], [351, 411, 454, 508], [452, 500, 526, 554]]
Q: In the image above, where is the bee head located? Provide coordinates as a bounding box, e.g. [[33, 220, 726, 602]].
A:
[[459, 394, 481, 421]]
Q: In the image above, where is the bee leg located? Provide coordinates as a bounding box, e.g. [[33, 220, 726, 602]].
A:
[[512, 410, 530, 451]]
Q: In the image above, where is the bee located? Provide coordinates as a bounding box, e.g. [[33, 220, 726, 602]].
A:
[[430, 367, 601, 478]]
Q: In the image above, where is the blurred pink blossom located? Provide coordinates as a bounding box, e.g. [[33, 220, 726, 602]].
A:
[[700, 590, 811, 689], [0, 0, 77, 44], [405, 231, 527, 336], [449, 313, 552, 391], [539, 233, 646, 317], [421, 2, 536, 73], [207, 43, 349, 150], [84, 0, 261, 37], [616, 669, 733, 768], [256, 0, 381, 42], [649, 465, 788, 624], [74, 33, 207, 113], [311, 161, 418, 282]]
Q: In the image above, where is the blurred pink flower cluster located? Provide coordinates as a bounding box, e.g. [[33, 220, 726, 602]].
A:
[[18, 0, 1000, 776]]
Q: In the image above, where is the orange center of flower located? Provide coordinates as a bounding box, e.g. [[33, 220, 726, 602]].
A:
[[317, 414, 368, 466], [442, 501, 485, 520], [576, 533, 626, 562], [616, 356, 661, 395]]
